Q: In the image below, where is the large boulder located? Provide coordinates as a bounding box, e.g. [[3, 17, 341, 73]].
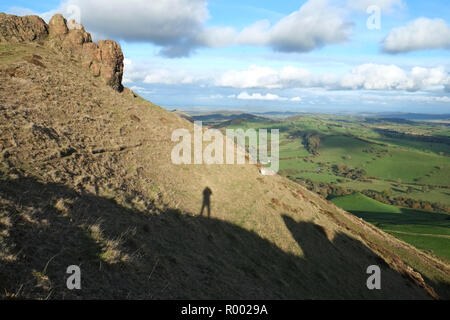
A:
[[0, 13, 48, 43]]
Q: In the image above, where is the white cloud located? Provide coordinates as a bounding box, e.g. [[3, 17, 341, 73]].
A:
[[236, 92, 288, 101], [122, 58, 148, 84], [383, 18, 450, 53], [143, 70, 197, 85], [216, 64, 450, 92], [126, 58, 449, 93], [291, 97, 302, 102], [237, 0, 352, 52], [40, 0, 210, 57], [216, 66, 281, 89], [340, 64, 407, 90], [195, 26, 237, 48], [123, 58, 206, 85], [129, 85, 145, 91], [237, 20, 271, 46], [129, 85, 154, 95], [216, 65, 314, 89], [34, 0, 352, 57]]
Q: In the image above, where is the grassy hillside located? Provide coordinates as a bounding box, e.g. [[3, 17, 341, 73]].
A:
[[331, 194, 450, 261], [331, 193, 402, 214], [1, 32, 449, 299]]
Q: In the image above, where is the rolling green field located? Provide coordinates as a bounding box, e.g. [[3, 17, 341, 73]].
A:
[[331, 193, 450, 261], [221, 114, 450, 206], [217, 113, 450, 261]]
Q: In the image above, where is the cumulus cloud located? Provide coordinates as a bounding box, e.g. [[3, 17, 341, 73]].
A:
[[217, 66, 282, 89], [33, 0, 352, 57], [126, 58, 449, 93], [237, 0, 352, 52], [216, 65, 314, 89], [383, 18, 450, 53], [122, 58, 148, 84], [39, 0, 216, 57], [230, 92, 301, 102], [143, 70, 197, 85], [129, 85, 154, 95], [236, 92, 289, 101], [123, 58, 205, 85], [216, 64, 449, 92]]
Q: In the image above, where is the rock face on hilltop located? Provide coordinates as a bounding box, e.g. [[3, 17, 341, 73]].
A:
[[0, 13, 123, 91], [96, 40, 124, 91], [48, 13, 68, 39], [0, 13, 48, 43]]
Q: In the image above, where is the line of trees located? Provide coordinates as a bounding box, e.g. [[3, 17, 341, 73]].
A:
[[302, 131, 321, 156], [295, 178, 450, 214], [290, 130, 321, 156], [332, 164, 367, 180]]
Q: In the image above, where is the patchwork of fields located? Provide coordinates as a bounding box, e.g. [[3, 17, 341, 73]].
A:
[[218, 114, 450, 261]]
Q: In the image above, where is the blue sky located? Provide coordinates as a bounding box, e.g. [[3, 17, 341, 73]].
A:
[[2, 0, 450, 113]]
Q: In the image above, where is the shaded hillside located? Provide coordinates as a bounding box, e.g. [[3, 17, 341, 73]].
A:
[[0, 13, 449, 299], [0, 173, 435, 299]]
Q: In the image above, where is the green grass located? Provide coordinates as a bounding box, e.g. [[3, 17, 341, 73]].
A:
[[316, 135, 386, 167], [332, 193, 450, 261], [331, 193, 401, 213], [223, 115, 450, 203], [364, 149, 449, 184], [387, 233, 450, 261]]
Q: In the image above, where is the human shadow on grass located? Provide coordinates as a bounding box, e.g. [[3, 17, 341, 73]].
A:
[[0, 172, 441, 300], [200, 187, 212, 218]]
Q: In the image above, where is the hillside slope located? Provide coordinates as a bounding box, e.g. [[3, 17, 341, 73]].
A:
[[0, 13, 449, 299]]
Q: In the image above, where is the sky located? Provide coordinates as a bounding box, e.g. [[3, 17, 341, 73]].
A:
[[2, 0, 450, 113]]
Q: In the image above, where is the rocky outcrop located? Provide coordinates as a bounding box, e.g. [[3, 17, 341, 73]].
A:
[[80, 39, 124, 92], [0, 13, 48, 43], [0, 12, 123, 92], [97, 40, 124, 91], [48, 14, 123, 92], [48, 14, 68, 39]]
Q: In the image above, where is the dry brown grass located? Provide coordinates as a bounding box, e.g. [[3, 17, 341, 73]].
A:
[[0, 41, 449, 299]]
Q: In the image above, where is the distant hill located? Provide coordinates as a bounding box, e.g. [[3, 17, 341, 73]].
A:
[[365, 118, 418, 125], [369, 113, 450, 121], [258, 111, 305, 118], [0, 12, 449, 299], [171, 109, 195, 122], [190, 112, 265, 122]]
